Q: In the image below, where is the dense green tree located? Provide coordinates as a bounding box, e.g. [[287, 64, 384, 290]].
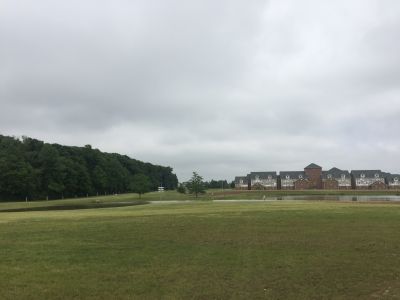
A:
[[37, 144, 66, 199], [204, 179, 229, 189], [0, 154, 36, 200], [0, 134, 178, 201], [130, 174, 151, 199], [92, 165, 108, 194], [177, 183, 186, 194], [187, 172, 205, 198]]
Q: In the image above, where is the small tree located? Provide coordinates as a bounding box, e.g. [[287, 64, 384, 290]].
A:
[[187, 172, 205, 198], [130, 174, 151, 199], [177, 183, 186, 194]]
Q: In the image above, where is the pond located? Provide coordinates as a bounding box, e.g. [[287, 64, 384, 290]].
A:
[[214, 195, 400, 202], [0, 201, 148, 212]]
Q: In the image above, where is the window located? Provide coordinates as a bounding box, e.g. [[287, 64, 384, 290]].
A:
[[341, 174, 346, 179], [327, 174, 332, 179], [268, 175, 272, 180], [361, 173, 365, 178], [286, 175, 290, 179], [394, 177, 399, 182], [299, 174, 303, 179], [240, 179, 243, 184], [375, 173, 379, 178], [255, 175, 259, 181]]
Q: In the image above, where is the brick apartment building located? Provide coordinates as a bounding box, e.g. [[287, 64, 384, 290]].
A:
[[235, 163, 399, 190]]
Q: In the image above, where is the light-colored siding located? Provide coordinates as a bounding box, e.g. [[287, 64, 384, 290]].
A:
[[251, 178, 277, 188], [355, 177, 384, 187]]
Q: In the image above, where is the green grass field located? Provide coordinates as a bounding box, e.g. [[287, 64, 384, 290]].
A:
[[1, 198, 400, 299], [2, 189, 400, 211]]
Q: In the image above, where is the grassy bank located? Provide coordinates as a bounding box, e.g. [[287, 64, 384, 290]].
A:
[[2, 188, 400, 210], [1, 201, 400, 299]]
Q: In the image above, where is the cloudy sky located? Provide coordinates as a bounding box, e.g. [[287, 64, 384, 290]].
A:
[[1, 0, 400, 181]]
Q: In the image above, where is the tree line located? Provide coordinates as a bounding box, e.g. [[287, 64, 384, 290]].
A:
[[177, 173, 235, 197], [0, 135, 178, 201], [203, 179, 234, 189]]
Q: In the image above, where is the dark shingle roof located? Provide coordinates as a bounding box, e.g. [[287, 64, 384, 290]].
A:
[[234, 176, 248, 184], [322, 167, 350, 179], [351, 170, 384, 178], [305, 163, 322, 169], [386, 173, 400, 182], [280, 171, 307, 179], [249, 172, 277, 179]]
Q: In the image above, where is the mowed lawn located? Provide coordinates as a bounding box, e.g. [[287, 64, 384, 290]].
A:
[[1, 201, 400, 299]]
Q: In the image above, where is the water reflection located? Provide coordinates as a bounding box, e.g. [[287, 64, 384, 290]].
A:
[[214, 195, 400, 202], [274, 195, 400, 202]]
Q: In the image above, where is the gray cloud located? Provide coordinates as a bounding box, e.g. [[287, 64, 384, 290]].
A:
[[1, 0, 400, 181]]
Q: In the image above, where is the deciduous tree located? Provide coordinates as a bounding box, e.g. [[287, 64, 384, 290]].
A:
[[130, 174, 151, 199]]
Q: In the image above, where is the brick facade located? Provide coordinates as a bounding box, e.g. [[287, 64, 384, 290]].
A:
[[304, 164, 322, 189], [294, 179, 310, 190], [351, 170, 387, 190], [369, 181, 387, 190], [322, 168, 351, 190], [322, 179, 339, 189], [234, 163, 398, 190]]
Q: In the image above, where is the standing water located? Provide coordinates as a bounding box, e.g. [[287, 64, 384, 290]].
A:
[[213, 195, 400, 202]]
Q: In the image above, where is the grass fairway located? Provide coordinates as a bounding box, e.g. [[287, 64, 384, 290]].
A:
[[1, 201, 400, 299]]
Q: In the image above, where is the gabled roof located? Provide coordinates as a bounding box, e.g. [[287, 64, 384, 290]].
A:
[[249, 172, 277, 180], [234, 176, 248, 184], [351, 170, 384, 178], [322, 167, 350, 179], [280, 171, 308, 179], [386, 173, 400, 182], [305, 163, 322, 169]]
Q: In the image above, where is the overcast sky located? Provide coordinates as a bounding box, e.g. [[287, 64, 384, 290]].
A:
[[1, 0, 400, 181]]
